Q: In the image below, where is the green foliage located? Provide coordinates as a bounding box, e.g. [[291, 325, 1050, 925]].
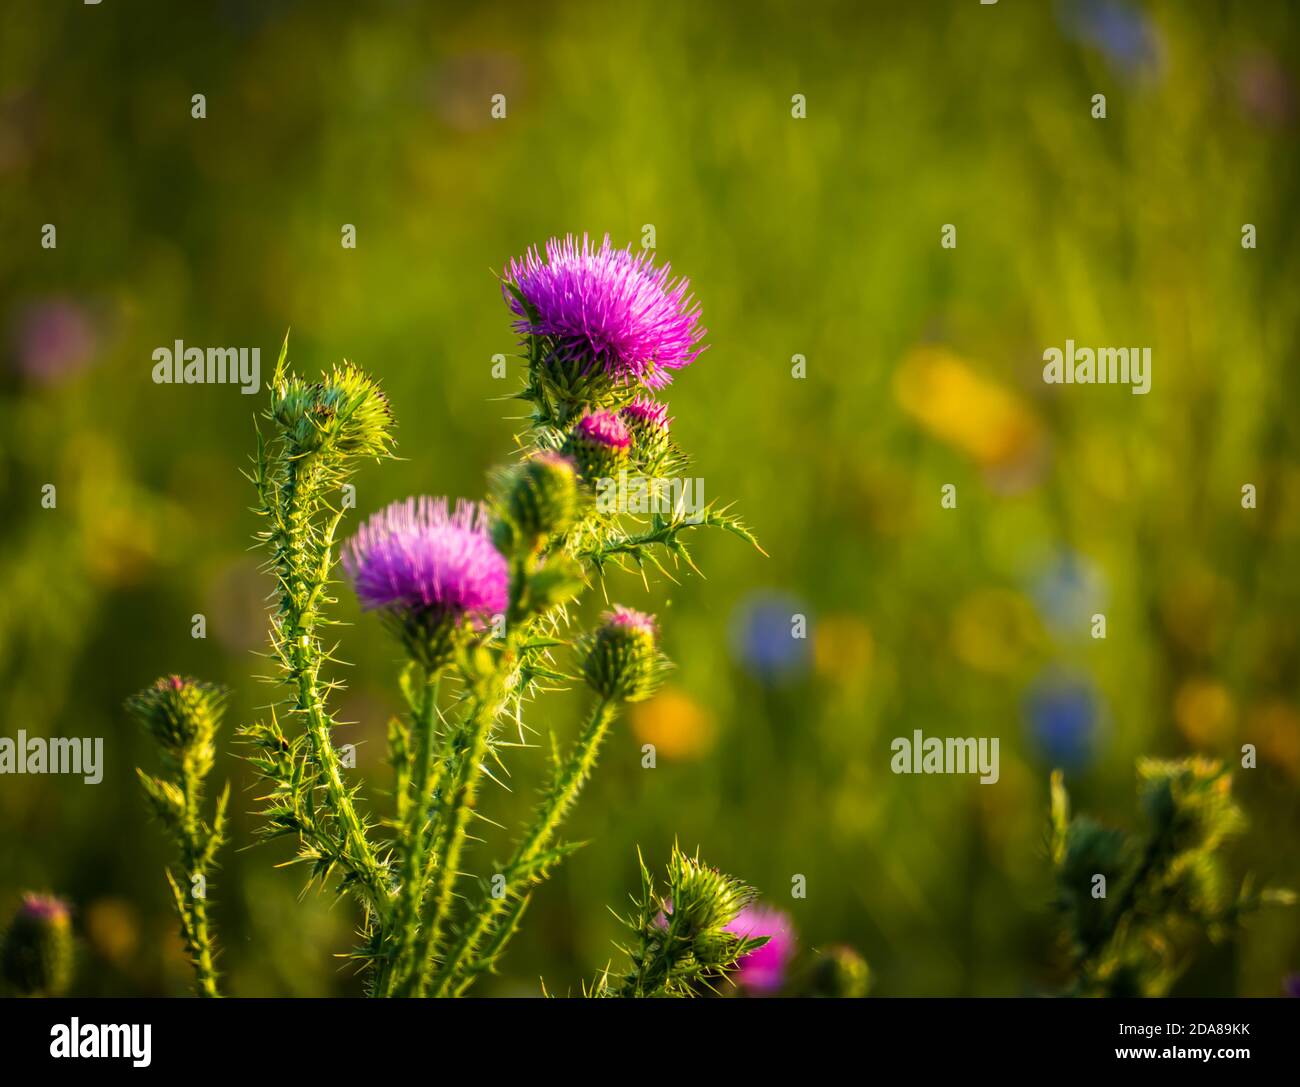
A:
[[1051, 760, 1295, 997]]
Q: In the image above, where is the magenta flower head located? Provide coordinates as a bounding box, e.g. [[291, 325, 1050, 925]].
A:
[[621, 397, 671, 434], [343, 497, 509, 667], [725, 905, 796, 994], [562, 409, 632, 482], [503, 233, 707, 392]]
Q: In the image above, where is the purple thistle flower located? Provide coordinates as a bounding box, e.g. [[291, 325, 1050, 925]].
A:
[[621, 396, 672, 434], [503, 233, 707, 389], [343, 497, 508, 621], [575, 409, 631, 450], [726, 904, 796, 994]]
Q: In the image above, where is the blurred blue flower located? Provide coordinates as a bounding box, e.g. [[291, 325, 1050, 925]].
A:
[[1025, 671, 1099, 771], [1057, 0, 1162, 80], [730, 591, 809, 683], [1030, 552, 1107, 640]]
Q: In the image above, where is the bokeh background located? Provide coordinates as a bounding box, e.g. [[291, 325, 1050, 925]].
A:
[[1, 0, 1297, 996]]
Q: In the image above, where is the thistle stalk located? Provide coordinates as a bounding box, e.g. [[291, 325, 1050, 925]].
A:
[[279, 457, 387, 910], [399, 669, 512, 997], [432, 695, 618, 995], [378, 668, 443, 995], [177, 754, 223, 998]]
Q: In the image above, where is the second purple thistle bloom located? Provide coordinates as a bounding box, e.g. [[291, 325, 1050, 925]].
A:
[[503, 233, 707, 389], [342, 497, 509, 622]]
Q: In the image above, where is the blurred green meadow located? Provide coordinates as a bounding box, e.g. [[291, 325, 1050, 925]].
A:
[[1, 0, 1298, 996]]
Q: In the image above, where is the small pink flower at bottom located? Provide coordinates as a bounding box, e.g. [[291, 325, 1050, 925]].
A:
[[725, 905, 796, 994]]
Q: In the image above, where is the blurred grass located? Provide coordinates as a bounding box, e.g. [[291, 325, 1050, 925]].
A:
[[0, 0, 1297, 996]]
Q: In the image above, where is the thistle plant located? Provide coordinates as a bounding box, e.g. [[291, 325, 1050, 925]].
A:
[[127, 676, 229, 997], [1050, 757, 1295, 997], [588, 845, 770, 997], [134, 234, 762, 996]]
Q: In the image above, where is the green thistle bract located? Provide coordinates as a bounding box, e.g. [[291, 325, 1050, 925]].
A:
[[272, 362, 394, 458], [503, 451, 580, 545], [581, 606, 668, 703], [668, 849, 754, 936]]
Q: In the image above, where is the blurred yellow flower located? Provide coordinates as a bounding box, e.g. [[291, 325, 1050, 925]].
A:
[[1248, 699, 1300, 779], [1173, 679, 1236, 749], [84, 898, 139, 968], [894, 345, 1045, 472], [812, 614, 874, 685], [950, 588, 1041, 674], [630, 687, 716, 761]]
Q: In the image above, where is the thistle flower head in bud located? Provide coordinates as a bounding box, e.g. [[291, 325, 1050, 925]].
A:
[[664, 848, 756, 940], [503, 451, 580, 545], [503, 233, 707, 391], [125, 676, 226, 767], [620, 396, 672, 468], [805, 945, 871, 998], [271, 363, 394, 458], [581, 605, 667, 702], [343, 497, 509, 668], [2, 893, 73, 996], [563, 410, 631, 484]]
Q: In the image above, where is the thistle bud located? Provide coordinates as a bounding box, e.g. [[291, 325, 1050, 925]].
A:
[[505, 452, 580, 544], [805, 945, 871, 998], [620, 397, 672, 470], [666, 848, 754, 936], [2, 894, 73, 996], [271, 364, 394, 458], [581, 606, 666, 703], [691, 930, 747, 966], [125, 676, 226, 774], [562, 410, 631, 484]]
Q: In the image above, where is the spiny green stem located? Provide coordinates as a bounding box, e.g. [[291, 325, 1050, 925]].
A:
[[401, 679, 507, 997], [179, 760, 220, 998], [434, 696, 618, 996], [379, 670, 443, 995], [279, 455, 387, 911]]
